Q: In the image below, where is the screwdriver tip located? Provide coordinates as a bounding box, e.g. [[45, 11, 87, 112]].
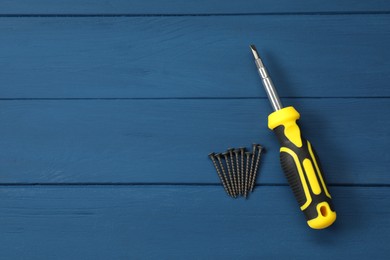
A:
[[249, 44, 259, 60]]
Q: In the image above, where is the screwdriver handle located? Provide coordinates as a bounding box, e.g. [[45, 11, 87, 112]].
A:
[[268, 106, 336, 229]]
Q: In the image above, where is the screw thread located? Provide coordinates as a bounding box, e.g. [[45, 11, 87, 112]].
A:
[[250, 146, 263, 192], [248, 149, 256, 195], [216, 155, 235, 197], [235, 151, 241, 195], [240, 149, 245, 196], [209, 154, 232, 197], [222, 154, 236, 197], [228, 150, 239, 195], [244, 152, 251, 197]]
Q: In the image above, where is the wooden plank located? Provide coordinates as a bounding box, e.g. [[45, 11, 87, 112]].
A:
[[0, 186, 388, 259], [0, 16, 389, 98], [0, 98, 388, 184], [0, 1, 390, 14]]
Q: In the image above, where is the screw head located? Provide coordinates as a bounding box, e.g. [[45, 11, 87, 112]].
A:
[[252, 143, 257, 151], [258, 145, 265, 152], [255, 144, 264, 153]]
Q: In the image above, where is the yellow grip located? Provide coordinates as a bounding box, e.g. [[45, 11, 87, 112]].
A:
[[268, 106, 336, 229]]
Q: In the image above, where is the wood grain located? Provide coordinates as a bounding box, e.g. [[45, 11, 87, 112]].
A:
[[0, 1, 389, 258], [0, 1, 389, 14], [0, 16, 389, 98], [0, 98, 388, 184], [0, 186, 388, 259]]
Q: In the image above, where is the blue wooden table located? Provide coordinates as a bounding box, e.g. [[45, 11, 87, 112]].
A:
[[0, 1, 389, 259]]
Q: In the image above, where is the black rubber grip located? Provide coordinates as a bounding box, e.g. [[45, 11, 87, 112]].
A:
[[274, 125, 335, 224]]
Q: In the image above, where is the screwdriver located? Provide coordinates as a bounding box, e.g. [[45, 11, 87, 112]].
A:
[[249, 45, 336, 229]]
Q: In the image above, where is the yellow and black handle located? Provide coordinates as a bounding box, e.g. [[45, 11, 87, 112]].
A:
[[268, 106, 336, 229]]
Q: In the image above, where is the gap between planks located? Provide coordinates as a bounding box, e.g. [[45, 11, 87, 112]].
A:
[[1, 11, 390, 17], [0, 183, 388, 188], [0, 97, 389, 101]]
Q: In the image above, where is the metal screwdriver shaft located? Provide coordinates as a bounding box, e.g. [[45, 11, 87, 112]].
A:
[[250, 45, 283, 111]]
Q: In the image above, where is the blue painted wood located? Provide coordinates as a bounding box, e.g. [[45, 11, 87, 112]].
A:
[[0, 186, 388, 259], [0, 16, 390, 98], [0, 1, 390, 14], [0, 1, 388, 258], [0, 98, 388, 184]]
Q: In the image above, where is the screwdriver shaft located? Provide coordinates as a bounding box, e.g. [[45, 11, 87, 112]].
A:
[[250, 45, 283, 111]]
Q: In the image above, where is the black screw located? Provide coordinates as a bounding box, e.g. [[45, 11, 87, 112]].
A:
[[215, 153, 235, 197], [234, 149, 241, 195], [239, 147, 246, 196], [228, 149, 239, 195], [250, 145, 264, 192], [209, 153, 233, 197], [244, 151, 251, 198], [222, 152, 237, 197], [247, 144, 256, 195]]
